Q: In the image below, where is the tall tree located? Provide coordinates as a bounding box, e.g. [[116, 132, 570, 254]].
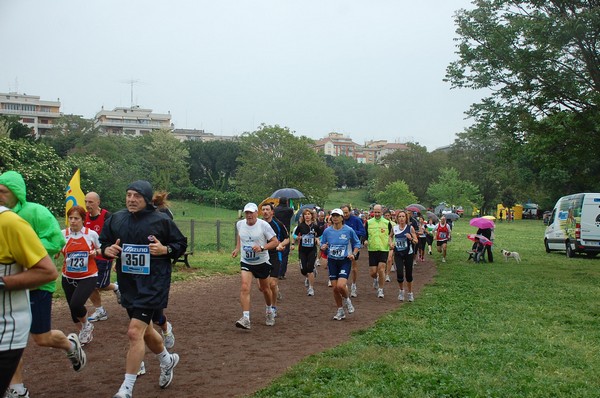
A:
[[235, 124, 335, 205], [187, 140, 240, 191], [143, 130, 190, 191], [375, 180, 417, 209], [426, 167, 482, 209]]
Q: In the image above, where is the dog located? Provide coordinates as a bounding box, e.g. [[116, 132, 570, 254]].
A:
[[501, 249, 521, 263]]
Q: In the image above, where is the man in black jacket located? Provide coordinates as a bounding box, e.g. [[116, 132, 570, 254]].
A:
[[100, 180, 187, 398], [274, 197, 294, 279]]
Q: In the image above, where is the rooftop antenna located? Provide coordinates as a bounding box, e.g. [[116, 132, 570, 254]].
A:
[[121, 78, 140, 108]]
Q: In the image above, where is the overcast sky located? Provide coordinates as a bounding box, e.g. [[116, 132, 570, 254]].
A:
[[1, 0, 482, 151]]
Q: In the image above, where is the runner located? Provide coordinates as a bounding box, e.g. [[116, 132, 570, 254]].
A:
[[320, 208, 360, 321], [60, 205, 100, 346], [425, 216, 437, 255], [433, 215, 451, 263], [383, 209, 396, 282], [232, 203, 279, 329], [85, 192, 121, 323], [341, 205, 366, 298], [274, 197, 294, 279], [416, 216, 427, 262], [390, 210, 418, 302], [364, 204, 392, 298], [260, 203, 289, 317], [294, 208, 321, 296]]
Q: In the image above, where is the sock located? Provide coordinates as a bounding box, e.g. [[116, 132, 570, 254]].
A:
[[120, 373, 137, 392], [243, 311, 250, 320], [157, 348, 171, 366], [10, 384, 26, 395], [97, 306, 104, 312]]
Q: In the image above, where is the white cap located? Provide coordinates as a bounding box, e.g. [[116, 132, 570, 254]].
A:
[[243, 202, 258, 213], [331, 208, 343, 216]]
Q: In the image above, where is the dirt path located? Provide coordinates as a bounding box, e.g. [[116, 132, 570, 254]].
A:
[[22, 251, 436, 397]]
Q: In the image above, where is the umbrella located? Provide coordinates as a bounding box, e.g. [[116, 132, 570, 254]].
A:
[[470, 217, 495, 229], [444, 213, 460, 221], [426, 211, 439, 223], [407, 203, 426, 212], [467, 234, 493, 246], [258, 197, 280, 209], [482, 215, 496, 220], [271, 188, 305, 199], [406, 205, 422, 213]]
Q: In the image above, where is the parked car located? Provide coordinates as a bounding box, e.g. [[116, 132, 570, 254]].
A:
[[544, 193, 600, 257]]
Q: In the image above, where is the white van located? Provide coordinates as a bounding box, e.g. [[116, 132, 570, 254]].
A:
[[544, 193, 600, 257]]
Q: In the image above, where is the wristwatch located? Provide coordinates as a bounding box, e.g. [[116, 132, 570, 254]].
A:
[[166, 246, 173, 255], [0, 277, 5, 290], [260, 245, 265, 252]]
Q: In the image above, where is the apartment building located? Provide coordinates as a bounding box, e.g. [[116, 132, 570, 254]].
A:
[[0, 92, 61, 138], [94, 106, 172, 136], [314, 133, 409, 164], [171, 128, 237, 142], [314, 132, 359, 157]]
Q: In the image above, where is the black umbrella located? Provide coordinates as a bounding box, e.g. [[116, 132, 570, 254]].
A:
[[444, 213, 460, 221], [426, 211, 439, 223], [271, 188, 305, 199], [294, 204, 318, 221]]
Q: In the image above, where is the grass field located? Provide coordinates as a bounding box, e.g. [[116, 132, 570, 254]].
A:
[[324, 188, 371, 211], [252, 218, 600, 397]]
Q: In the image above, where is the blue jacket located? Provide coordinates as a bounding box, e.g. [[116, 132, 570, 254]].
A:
[[343, 214, 366, 239]]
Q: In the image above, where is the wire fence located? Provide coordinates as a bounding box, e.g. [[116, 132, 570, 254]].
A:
[[174, 219, 237, 252]]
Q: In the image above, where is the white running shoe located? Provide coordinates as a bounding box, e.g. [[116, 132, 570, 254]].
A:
[[332, 308, 346, 321], [391, 264, 396, 272], [112, 389, 132, 398], [79, 322, 94, 345], [162, 321, 175, 349], [344, 298, 355, 314], [350, 283, 357, 298], [304, 278, 309, 287], [328, 280, 332, 287], [307, 287, 315, 296], [407, 292, 414, 302], [5, 388, 30, 398], [373, 278, 379, 289], [159, 353, 179, 389], [66, 333, 86, 372], [87, 307, 108, 322], [385, 275, 391, 282], [442, 257, 446, 263], [138, 361, 146, 376], [235, 316, 251, 330], [398, 289, 405, 301], [113, 283, 122, 305], [266, 310, 275, 326], [377, 288, 384, 298]]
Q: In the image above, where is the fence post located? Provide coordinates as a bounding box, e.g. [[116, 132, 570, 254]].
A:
[[216, 220, 221, 251], [190, 219, 195, 252]]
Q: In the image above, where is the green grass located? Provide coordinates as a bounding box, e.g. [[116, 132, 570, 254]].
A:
[[252, 219, 600, 397], [325, 188, 371, 211]]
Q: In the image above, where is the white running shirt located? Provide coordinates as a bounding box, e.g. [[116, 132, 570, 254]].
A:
[[236, 219, 276, 265]]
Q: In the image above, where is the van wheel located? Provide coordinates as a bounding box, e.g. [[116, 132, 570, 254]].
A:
[[566, 241, 575, 258], [544, 239, 551, 253]]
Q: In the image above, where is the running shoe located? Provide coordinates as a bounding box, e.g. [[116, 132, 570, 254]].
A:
[[390, 264, 396, 272], [304, 278, 309, 287], [307, 287, 314, 296], [162, 321, 175, 349], [377, 288, 384, 298], [235, 316, 251, 330], [113, 283, 122, 305], [373, 278, 379, 289], [327, 280, 332, 287], [88, 307, 108, 322], [442, 257, 446, 263], [407, 292, 414, 302], [385, 275, 391, 283], [4, 388, 29, 398], [428, 249, 432, 255], [138, 361, 146, 376], [79, 322, 94, 345], [266, 310, 275, 326], [272, 307, 278, 318], [159, 353, 179, 389], [113, 388, 132, 398], [66, 333, 86, 372], [332, 308, 346, 321], [398, 289, 405, 301], [350, 283, 357, 298], [344, 298, 355, 314]]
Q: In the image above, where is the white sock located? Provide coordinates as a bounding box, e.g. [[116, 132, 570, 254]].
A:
[[97, 306, 104, 312], [243, 311, 250, 320], [120, 373, 137, 392], [157, 348, 171, 366]]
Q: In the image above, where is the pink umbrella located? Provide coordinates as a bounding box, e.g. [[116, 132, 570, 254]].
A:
[[469, 217, 495, 229], [467, 234, 493, 246]]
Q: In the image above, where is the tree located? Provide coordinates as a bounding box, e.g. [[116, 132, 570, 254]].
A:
[[187, 140, 240, 191], [143, 130, 190, 191], [44, 115, 100, 157], [374, 180, 417, 209], [0, 115, 35, 141], [235, 124, 335, 205], [426, 167, 482, 209]]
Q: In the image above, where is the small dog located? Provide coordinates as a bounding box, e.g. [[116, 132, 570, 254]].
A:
[[501, 249, 521, 262]]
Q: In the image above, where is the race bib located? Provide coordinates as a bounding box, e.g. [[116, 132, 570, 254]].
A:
[[395, 237, 408, 251], [66, 251, 89, 273], [301, 234, 315, 247], [243, 245, 259, 262], [329, 244, 347, 259], [121, 244, 151, 275], [439, 232, 447, 239]]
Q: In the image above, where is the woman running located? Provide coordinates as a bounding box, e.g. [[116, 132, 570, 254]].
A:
[[295, 208, 321, 296], [390, 210, 418, 302]]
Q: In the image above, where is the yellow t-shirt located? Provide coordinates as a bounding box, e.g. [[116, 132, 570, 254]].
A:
[[0, 209, 48, 267]]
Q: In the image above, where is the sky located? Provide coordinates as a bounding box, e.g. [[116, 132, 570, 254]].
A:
[[0, 0, 483, 151]]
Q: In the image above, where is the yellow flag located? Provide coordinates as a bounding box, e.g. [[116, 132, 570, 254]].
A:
[[65, 169, 86, 225]]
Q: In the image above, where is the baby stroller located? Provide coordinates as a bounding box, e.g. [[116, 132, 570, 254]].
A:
[[466, 234, 491, 264]]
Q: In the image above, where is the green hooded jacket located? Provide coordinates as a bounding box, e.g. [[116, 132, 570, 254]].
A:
[[0, 170, 65, 292]]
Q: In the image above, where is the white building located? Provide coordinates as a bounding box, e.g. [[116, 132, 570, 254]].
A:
[[0, 92, 61, 138], [94, 106, 172, 136]]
